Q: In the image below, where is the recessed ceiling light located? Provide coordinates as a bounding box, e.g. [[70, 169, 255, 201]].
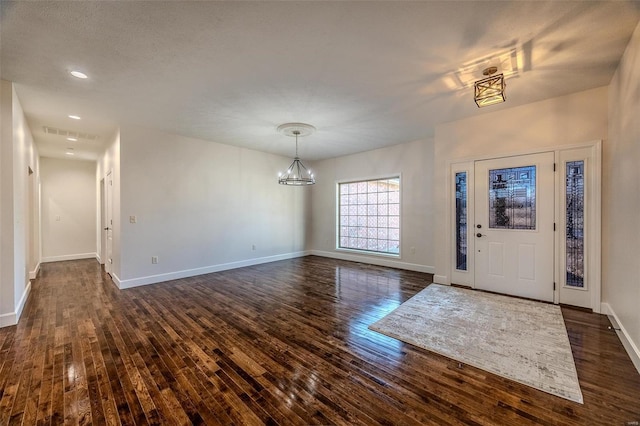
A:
[[68, 115, 81, 120], [70, 70, 88, 79], [67, 137, 78, 142]]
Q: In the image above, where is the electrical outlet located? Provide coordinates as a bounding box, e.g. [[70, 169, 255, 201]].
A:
[[129, 215, 137, 223], [252, 244, 256, 251], [151, 256, 158, 264], [410, 246, 416, 254]]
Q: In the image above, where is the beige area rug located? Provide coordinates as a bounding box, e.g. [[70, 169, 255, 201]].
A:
[[369, 284, 583, 404]]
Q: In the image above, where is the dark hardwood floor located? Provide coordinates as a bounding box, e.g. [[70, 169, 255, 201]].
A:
[[1, 256, 639, 425]]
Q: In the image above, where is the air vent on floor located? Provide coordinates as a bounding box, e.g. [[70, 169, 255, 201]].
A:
[[43, 126, 99, 141]]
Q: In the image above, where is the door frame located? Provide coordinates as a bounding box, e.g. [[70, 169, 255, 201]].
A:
[[447, 140, 601, 312], [555, 146, 602, 310], [104, 170, 114, 275]]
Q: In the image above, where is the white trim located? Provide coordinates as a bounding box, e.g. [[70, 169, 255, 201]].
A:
[[335, 173, 403, 186], [29, 262, 40, 280], [601, 303, 640, 374], [0, 281, 32, 328], [449, 161, 475, 286], [117, 251, 311, 289], [15, 281, 31, 320], [335, 174, 403, 256], [335, 247, 400, 259], [42, 252, 98, 263], [444, 140, 602, 311], [555, 143, 602, 312], [433, 275, 449, 285], [443, 140, 603, 165], [0, 313, 16, 328], [590, 141, 602, 313], [110, 273, 122, 288], [95, 254, 102, 264], [104, 169, 113, 276], [310, 249, 434, 274]]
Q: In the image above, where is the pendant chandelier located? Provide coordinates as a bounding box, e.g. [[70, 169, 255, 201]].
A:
[[277, 123, 315, 186], [474, 66, 505, 108]]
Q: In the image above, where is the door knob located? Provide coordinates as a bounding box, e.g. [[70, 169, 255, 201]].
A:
[[476, 233, 484, 238]]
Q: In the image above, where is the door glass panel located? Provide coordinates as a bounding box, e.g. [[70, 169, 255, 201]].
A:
[[488, 165, 536, 230], [566, 161, 585, 288], [455, 172, 467, 270]]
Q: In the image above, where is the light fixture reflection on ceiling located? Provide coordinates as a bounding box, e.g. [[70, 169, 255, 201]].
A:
[[70, 70, 88, 79], [277, 123, 315, 186], [474, 67, 505, 107], [68, 114, 81, 120]]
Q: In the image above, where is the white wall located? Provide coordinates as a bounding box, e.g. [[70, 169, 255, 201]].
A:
[[40, 157, 97, 262], [0, 80, 13, 323], [309, 138, 435, 273], [0, 80, 40, 327], [433, 86, 608, 284], [12, 83, 40, 313], [113, 124, 309, 288], [606, 20, 640, 368]]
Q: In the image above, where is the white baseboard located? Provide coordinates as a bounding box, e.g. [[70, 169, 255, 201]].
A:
[[29, 262, 40, 280], [42, 252, 98, 263], [96, 254, 102, 264], [0, 312, 16, 328], [601, 302, 640, 374], [16, 281, 31, 320], [110, 272, 122, 288], [0, 281, 32, 328], [309, 250, 435, 274], [117, 251, 310, 289], [433, 274, 449, 285]]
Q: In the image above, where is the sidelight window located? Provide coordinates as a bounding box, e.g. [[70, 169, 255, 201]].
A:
[[455, 172, 467, 270], [565, 161, 585, 288]]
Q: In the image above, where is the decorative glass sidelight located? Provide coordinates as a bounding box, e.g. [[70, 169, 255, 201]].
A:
[[455, 172, 467, 271], [488, 166, 536, 230], [566, 161, 585, 288]]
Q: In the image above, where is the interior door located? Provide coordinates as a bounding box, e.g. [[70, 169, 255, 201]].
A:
[[474, 152, 555, 302], [105, 171, 113, 275]]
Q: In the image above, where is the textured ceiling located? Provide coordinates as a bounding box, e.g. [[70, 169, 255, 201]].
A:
[[2, 1, 639, 161]]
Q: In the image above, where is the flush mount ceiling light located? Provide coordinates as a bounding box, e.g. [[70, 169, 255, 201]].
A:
[[474, 66, 505, 108], [448, 48, 519, 89], [277, 123, 315, 186], [70, 70, 88, 79], [67, 137, 78, 142], [68, 114, 81, 120]]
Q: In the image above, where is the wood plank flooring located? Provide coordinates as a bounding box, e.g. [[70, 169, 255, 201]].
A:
[[1, 256, 639, 425]]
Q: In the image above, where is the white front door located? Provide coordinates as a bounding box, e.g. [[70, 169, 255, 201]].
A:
[[474, 152, 555, 302]]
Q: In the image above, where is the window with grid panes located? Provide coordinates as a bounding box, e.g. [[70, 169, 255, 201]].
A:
[[338, 177, 400, 255]]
